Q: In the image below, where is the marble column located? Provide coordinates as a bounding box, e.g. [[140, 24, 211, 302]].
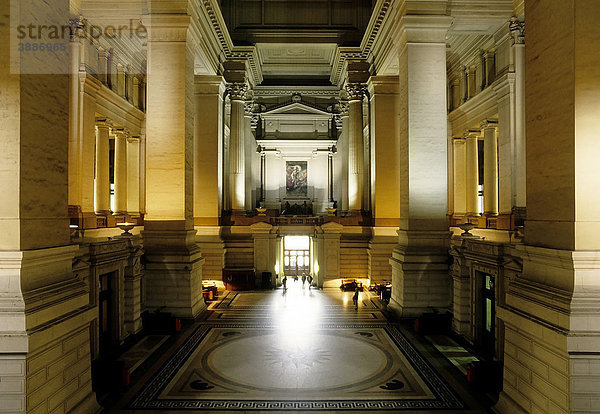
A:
[[465, 130, 480, 216], [113, 128, 128, 216], [510, 19, 526, 208], [133, 76, 140, 109], [229, 83, 247, 212], [127, 135, 140, 215], [346, 83, 364, 211], [194, 76, 225, 225], [482, 120, 498, 216], [0, 1, 99, 410], [68, 31, 82, 209], [94, 119, 111, 215], [338, 101, 350, 211], [142, 7, 205, 318], [495, 2, 600, 413], [367, 76, 400, 227], [389, 14, 453, 317], [467, 66, 477, 99], [117, 64, 126, 98], [452, 137, 467, 216]]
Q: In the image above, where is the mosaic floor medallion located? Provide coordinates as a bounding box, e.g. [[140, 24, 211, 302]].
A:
[[127, 324, 463, 410]]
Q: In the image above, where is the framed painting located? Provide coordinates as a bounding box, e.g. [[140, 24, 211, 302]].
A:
[[286, 161, 307, 196]]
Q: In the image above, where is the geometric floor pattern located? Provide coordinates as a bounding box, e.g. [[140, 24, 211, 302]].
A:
[[118, 282, 486, 412]]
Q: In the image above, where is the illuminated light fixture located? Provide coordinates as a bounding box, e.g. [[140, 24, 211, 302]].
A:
[[117, 222, 136, 236]]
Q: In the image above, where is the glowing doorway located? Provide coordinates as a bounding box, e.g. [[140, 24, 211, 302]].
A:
[[283, 236, 310, 277]]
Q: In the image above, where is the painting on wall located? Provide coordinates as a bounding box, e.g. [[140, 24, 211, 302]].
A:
[[286, 161, 307, 196]]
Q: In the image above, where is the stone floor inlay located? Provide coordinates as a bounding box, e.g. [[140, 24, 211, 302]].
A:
[[126, 286, 465, 411]]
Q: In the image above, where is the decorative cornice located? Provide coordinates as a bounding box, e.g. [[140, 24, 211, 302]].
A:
[[197, 0, 263, 85], [330, 0, 394, 86], [253, 86, 340, 98]]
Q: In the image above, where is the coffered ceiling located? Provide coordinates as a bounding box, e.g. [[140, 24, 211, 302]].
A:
[[257, 43, 338, 81]]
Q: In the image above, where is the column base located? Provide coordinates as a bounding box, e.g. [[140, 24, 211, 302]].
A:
[[389, 230, 451, 317], [0, 246, 98, 414], [143, 228, 206, 318]]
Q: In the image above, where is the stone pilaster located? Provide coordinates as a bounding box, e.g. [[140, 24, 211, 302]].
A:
[[142, 7, 205, 319], [482, 120, 498, 216], [251, 222, 278, 287], [367, 75, 400, 227], [346, 83, 364, 212], [449, 237, 473, 337], [112, 128, 128, 215], [389, 14, 453, 317], [194, 76, 225, 225], [0, 2, 99, 408], [94, 119, 111, 215], [315, 222, 343, 288], [495, 2, 600, 412], [465, 130, 480, 217]]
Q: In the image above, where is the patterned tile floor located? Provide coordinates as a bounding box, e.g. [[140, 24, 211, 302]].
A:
[[111, 282, 492, 413]]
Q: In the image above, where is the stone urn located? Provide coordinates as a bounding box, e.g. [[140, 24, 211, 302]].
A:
[[458, 222, 477, 237]]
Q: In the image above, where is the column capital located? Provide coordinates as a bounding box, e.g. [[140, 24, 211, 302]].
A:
[[509, 17, 525, 45], [366, 75, 399, 95], [127, 135, 141, 144], [95, 118, 111, 129], [480, 119, 498, 130], [399, 15, 453, 44], [244, 100, 255, 116], [453, 137, 466, 144], [345, 83, 364, 101], [111, 127, 129, 138], [228, 83, 248, 101], [338, 101, 350, 116], [464, 129, 481, 140]]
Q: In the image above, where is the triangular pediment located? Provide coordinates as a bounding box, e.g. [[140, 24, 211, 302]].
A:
[[262, 102, 331, 116]]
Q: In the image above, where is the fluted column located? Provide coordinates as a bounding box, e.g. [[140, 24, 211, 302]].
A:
[[346, 83, 364, 211], [113, 128, 128, 215], [465, 130, 480, 216], [482, 120, 498, 216], [229, 82, 247, 211], [94, 119, 111, 214]]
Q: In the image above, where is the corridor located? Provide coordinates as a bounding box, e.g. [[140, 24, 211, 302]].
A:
[[110, 283, 492, 413]]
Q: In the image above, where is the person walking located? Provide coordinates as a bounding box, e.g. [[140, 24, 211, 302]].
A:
[[353, 287, 359, 310], [307, 274, 313, 289], [302, 274, 306, 286], [282, 276, 287, 290]]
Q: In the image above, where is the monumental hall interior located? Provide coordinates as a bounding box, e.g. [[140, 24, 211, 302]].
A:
[[1, 0, 600, 413]]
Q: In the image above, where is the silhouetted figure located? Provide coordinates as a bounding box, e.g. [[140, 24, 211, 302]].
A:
[[307, 275, 313, 289], [353, 288, 359, 310], [302, 274, 306, 286], [282, 276, 287, 290]]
